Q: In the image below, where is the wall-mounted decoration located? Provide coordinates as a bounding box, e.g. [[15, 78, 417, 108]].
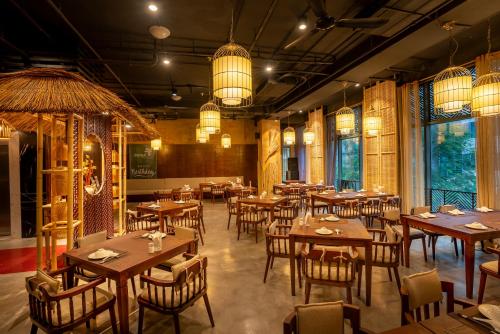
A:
[[128, 144, 157, 179]]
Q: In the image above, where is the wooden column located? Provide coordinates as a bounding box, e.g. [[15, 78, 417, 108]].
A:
[[66, 114, 74, 251], [77, 115, 84, 238], [306, 107, 325, 184], [258, 120, 282, 194], [36, 114, 43, 269]]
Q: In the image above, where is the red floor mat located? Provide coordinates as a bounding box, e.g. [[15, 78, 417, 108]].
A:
[[0, 246, 67, 274]]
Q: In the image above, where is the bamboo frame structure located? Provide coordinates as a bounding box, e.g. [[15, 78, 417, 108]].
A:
[[112, 118, 127, 235]]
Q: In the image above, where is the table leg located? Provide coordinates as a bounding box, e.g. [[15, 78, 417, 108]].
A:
[[158, 212, 164, 233], [464, 240, 475, 299], [403, 217, 410, 268], [269, 204, 275, 223], [312, 197, 315, 217], [365, 241, 372, 306], [65, 257, 74, 289], [289, 235, 296, 296], [116, 276, 130, 333]]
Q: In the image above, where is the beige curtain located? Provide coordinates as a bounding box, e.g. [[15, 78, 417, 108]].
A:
[[398, 82, 425, 214], [475, 52, 500, 209]]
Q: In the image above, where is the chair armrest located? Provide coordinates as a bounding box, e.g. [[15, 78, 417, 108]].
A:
[[454, 298, 476, 308], [283, 311, 296, 334], [44, 277, 106, 301], [487, 246, 500, 255], [140, 274, 176, 287], [47, 265, 74, 277], [183, 253, 198, 259]]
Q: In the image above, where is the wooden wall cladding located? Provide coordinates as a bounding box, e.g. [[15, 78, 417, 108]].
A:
[[157, 144, 258, 184]]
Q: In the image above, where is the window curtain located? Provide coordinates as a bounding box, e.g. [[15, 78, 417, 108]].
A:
[[475, 52, 500, 209], [326, 115, 337, 186], [296, 125, 306, 181], [398, 81, 425, 214]]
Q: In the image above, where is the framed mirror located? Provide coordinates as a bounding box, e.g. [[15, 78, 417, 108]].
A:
[[83, 134, 104, 195]]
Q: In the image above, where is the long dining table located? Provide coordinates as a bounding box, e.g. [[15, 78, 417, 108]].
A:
[[136, 200, 198, 232], [288, 215, 374, 305], [64, 231, 195, 333], [310, 190, 392, 216], [237, 195, 287, 222], [401, 211, 500, 299]]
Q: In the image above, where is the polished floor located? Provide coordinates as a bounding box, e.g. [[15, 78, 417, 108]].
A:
[[1, 202, 499, 333]]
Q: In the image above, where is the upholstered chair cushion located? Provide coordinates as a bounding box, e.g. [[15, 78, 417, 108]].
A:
[[392, 225, 425, 237], [384, 225, 397, 243], [402, 268, 443, 310], [481, 260, 499, 273], [56, 288, 114, 326], [77, 230, 107, 248], [36, 269, 61, 294], [172, 254, 201, 281], [439, 204, 456, 213], [383, 209, 400, 222], [295, 301, 344, 334], [357, 246, 397, 263], [412, 206, 431, 215], [175, 226, 197, 240]]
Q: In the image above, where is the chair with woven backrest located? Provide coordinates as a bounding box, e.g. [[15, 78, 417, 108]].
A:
[[478, 246, 500, 303], [263, 221, 303, 285], [335, 200, 361, 219], [137, 255, 215, 334], [170, 207, 204, 245], [400, 268, 474, 326], [210, 184, 225, 203], [359, 199, 381, 227], [304, 191, 329, 214], [302, 245, 358, 304], [285, 187, 303, 210], [154, 190, 172, 202], [357, 225, 401, 297], [126, 210, 160, 233], [274, 202, 299, 225], [226, 196, 238, 230], [155, 226, 199, 273], [26, 267, 117, 334], [237, 204, 267, 243], [380, 196, 401, 213], [381, 209, 427, 265], [283, 301, 372, 334]]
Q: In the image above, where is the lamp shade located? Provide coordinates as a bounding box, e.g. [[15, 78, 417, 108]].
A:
[[303, 126, 314, 145], [335, 106, 355, 135], [433, 66, 472, 113], [151, 138, 162, 150], [196, 123, 208, 143], [0, 119, 12, 139], [472, 72, 500, 117], [200, 100, 221, 134], [212, 42, 252, 107], [283, 126, 295, 146], [221, 133, 231, 148], [363, 106, 382, 136]]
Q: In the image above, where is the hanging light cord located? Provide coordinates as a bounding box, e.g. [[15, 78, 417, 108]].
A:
[[449, 28, 459, 66], [487, 17, 492, 72], [229, 8, 234, 42], [343, 82, 347, 107]]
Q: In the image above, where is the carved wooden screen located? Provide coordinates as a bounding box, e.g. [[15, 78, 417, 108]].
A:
[[306, 107, 325, 184], [258, 120, 282, 194]]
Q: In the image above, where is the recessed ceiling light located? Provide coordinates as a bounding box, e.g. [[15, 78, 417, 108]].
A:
[[355, 83, 360, 87], [149, 25, 170, 39], [163, 58, 171, 65], [299, 23, 307, 30], [299, 110, 303, 114], [266, 66, 273, 72], [148, 3, 158, 12], [125, 124, 132, 129]]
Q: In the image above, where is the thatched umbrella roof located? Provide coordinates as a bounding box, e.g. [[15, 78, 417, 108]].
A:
[[0, 68, 160, 139]]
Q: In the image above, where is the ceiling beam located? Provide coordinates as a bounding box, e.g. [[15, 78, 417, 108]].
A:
[[249, 0, 279, 52]]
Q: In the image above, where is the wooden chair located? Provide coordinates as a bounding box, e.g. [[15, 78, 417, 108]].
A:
[[478, 246, 500, 303], [400, 268, 474, 326], [179, 191, 193, 202], [357, 226, 401, 296], [283, 301, 372, 334], [334, 200, 361, 219], [274, 202, 299, 225], [380, 196, 401, 213], [210, 184, 225, 203], [381, 209, 427, 265], [302, 245, 358, 304], [126, 211, 160, 233], [227, 196, 238, 230], [359, 199, 381, 227], [156, 226, 199, 273], [437, 204, 463, 258], [170, 207, 204, 245], [285, 188, 302, 210], [411, 206, 444, 261], [74, 231, 107, 286], [26, 267, 117, 334], [138, 256, 215, 334], [190, 199, 206, 234], [154, 190, 172, 202], [264, 222, 303, 285], [304, 192, 329, 214], [237, 204, 267, 243]]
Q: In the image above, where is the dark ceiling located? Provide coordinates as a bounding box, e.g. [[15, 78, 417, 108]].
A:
[[1, 0, 499, 124]]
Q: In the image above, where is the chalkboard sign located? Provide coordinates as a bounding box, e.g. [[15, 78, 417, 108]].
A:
[[128, 144, 157, 179]]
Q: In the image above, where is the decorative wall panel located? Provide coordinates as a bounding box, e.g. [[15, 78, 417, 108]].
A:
[[305, 107, 325, 184], [258, 120, 281, 194]]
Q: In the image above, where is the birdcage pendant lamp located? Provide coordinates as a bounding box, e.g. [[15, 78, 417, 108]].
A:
[[150, 138, 162, 150], [200, 100, 221, 134], [221, 133, 231, 148], [283, 112, 295, 146], [196, 123, 208, 143], [336, 83, 355, 135], [303, 122, 315, 145]]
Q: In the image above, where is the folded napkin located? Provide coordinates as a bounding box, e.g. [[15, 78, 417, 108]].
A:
[[355, 193, 364, 197], [359, 188, 366, 192], [465, 222, 488, 229], [319, 191, 328, 195], [419, 212, 436, 219], [476, 206, 494, 212], [248, 195, 255, 199], [148, 204, 160, 208], [334, 195, 343, 198], [448, 209, 465, 215]]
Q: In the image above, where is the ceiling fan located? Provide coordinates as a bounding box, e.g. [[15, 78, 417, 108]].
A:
[[284, 0, 389, 50]]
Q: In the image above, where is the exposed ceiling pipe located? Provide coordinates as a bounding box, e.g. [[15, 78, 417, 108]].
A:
[[46, 0, 142, 106], [0, 36, 29, 58], [8, 0, 51, 40], [249, 0, 279, 52]]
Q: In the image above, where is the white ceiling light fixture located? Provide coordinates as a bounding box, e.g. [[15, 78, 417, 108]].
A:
[[148, 25, 170, 39], [163, 58, 171, 65], [147, 3, 158, 12], [298, 23, 307, 30], [266, 65, 273, 72]]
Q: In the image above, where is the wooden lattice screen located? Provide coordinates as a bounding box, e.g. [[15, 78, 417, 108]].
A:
[[306, 107, 325, 184], [363, 81, 399, 194]]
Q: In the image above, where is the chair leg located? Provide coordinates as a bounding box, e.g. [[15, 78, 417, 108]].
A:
[[130, 277, 137, 298], [237, 221, 241, 240], [30, 324, 38, 334], [270, 256, 275, 269], [198, 225, 205, 245], [305, 282, 312, 304], [109, 304, 119, 334], [387, 267, 393, 282], [432, 236, 437, 261], [478, 271, 488, 304], [393, 266, 401, 291], [227, 213, 232, 230], [421, 237, 428, 262], [255, 223, 258, 243], [461, 240, 464, 255], [263, 255, 271, 283], [173, 313, 181, 334], [296, 257, 302, 289], [453, 237, 459, 257], [203, 293, 215, 327], [357, 264, 363, 297], [346, 286, 353, 304], [201, 216, 206, 234], [400, 242, 405, 267]]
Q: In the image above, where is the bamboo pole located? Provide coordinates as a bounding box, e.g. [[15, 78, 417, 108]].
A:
[[78, 116, 83, 238], [36, 113, 43, 269], [118, 118, 123, 235], [66, 114, 74, 251], [50, 116, 57, 270], [123, 122, 127, 233]]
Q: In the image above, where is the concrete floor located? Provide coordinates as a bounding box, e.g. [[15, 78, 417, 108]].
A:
[[1, 202, 499, 334]]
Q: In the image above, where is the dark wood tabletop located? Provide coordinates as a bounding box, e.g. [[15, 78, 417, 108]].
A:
[[64, 231, 194, 333], [237, 195, 287, 206], [402, 211, 500, 299]]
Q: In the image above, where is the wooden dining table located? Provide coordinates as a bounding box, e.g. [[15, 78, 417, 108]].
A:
[[401, 211, 500, 299], [273, 183, 317, 194], [226, 186, 257, 197], [310, 190, 392, 216], [237, 195, 287, 222], [136, 201, 198, 232], [381, 302, 499, 333], [288, 215, 374, 305], [64, 231, 195, 333]]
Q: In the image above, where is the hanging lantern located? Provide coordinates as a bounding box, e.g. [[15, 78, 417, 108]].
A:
[[0, 119, 12, 139], [151, 138, 162, 150], [433, 66, 472, 113], [221, 133, 231, 148], [472, 72, 500, 117], [283, 126, 296, 146], [199, 100, 221, 134], [363, 105, 382, 136], [212, 42, 252, 107], [196, 124, 208, 143], [303, 124, 315, 145], [336, 107, 355, 135]]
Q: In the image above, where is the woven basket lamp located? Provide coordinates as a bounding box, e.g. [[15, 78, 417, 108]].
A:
[[472, 72, 500, 117], [364, 105, 382, 136], [150, 138, 162, 150], [221, 133, 231, 148], [212, 42, 252, 107], [200, 100, 221, 134], [303, 123, 315, 145], [196, 123, 208, 143], [336, 107, 355, 135], [0, 119, 12, 139], [283, 126, 295, 146], [433, 66, 472, 113]]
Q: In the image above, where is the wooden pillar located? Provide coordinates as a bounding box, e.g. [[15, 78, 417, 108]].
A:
[[258, 120, 282, 194], [123, 123, 127, 233], [118, 119, 123, 235], [36, 114, 43, 269], [66, 114, 74, 251], [77, 115, 84, 238]]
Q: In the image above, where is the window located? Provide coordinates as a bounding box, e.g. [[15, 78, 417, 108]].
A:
[[282, 146, 290, 181], [335, 105, 362, 190]]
